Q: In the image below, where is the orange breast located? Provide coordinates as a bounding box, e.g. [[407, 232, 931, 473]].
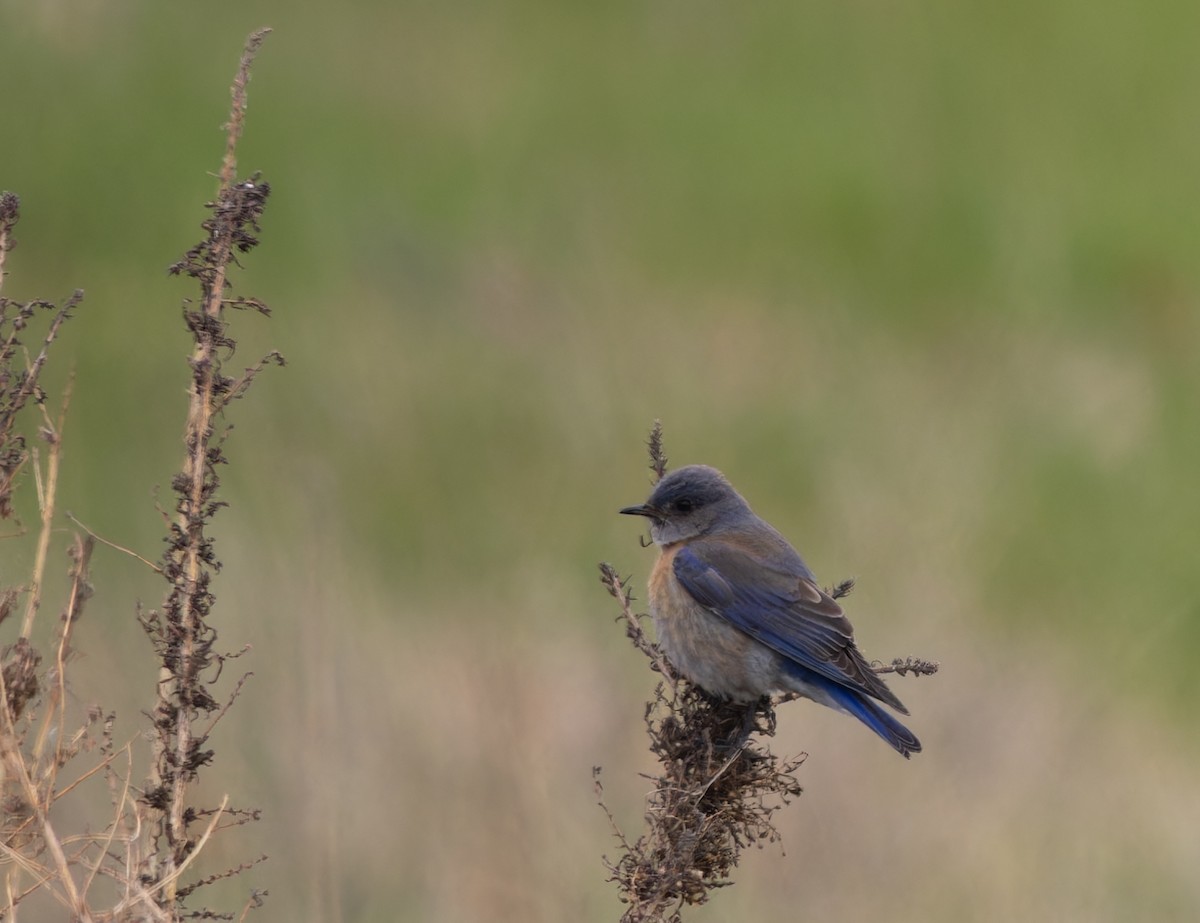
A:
[[646, 543, 782, 702]]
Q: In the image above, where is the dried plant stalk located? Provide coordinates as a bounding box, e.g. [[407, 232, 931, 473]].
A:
[[596, 563, 803, 923], [140, 26, 276, 915]]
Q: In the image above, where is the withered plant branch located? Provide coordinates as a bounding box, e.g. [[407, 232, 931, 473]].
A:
[[100, 739, 136, 835], [0, 293, 82, 503], [871, 656, 940, 677], [60, 531, 95, 630], [30, 395, 85, 775], [221, 32, 271, 189], [80, 759, 130, 917], [143, 27, 274, 917], [827, 577, 855, 599], [238, 892, 268, 922], [1, 628, 40, 729], [0, 192, 83, 522], [0, 832, 50, 888], [201, 670, 254, 740], [0, 721, 93, 920], [0, 844, 54, 909], [0, 587, 19, 630], [142, 796, 230, 905], [646, 419, 668, 482], [599, 563, 675, 687], [101, 745, 175, 923], [596, 563, 804, 923], [221, 295, 271, 314], [214, 350, 286, 412], [16, 297, 80, 428], [0, 192, 19, 289], [66, 511, 164, 574], [824, 580, 941, 679], [178, 853, 268, 902]]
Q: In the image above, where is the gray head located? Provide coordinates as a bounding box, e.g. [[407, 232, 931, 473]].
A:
[[620, 464, 755, 545]]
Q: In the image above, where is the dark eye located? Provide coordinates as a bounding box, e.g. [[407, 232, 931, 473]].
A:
[[674, 498, 695, 513]]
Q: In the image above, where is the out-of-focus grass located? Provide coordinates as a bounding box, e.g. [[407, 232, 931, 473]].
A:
[[3, 1, 1200, 920]]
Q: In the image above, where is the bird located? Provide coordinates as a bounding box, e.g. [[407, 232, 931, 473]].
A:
[[620, 464, 920, 757]]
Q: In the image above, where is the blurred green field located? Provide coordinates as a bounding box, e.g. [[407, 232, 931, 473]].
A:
[[3, 2, 1200, 920]]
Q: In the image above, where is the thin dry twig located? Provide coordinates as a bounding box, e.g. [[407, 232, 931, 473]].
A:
[[599, 563, 676, 687], [66, 511, 164, 574]]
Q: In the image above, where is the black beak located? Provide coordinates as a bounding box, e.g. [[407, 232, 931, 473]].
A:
[[619, 504, 658, 518]]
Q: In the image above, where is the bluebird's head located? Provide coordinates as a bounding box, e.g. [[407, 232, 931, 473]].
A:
[[620, 465, 754, 545]]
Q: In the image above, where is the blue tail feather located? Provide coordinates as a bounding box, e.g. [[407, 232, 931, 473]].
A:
[[824, 682, 922, 758], [782, 661, 922, 758]]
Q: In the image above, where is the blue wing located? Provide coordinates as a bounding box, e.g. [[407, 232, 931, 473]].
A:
[[673, 538, 909, 714]]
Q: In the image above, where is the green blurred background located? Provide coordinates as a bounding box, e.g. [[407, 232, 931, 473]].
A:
[[3, 1, 1199, 920]]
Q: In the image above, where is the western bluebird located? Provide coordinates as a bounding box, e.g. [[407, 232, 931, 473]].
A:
[[620, 464, 920, 757]]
